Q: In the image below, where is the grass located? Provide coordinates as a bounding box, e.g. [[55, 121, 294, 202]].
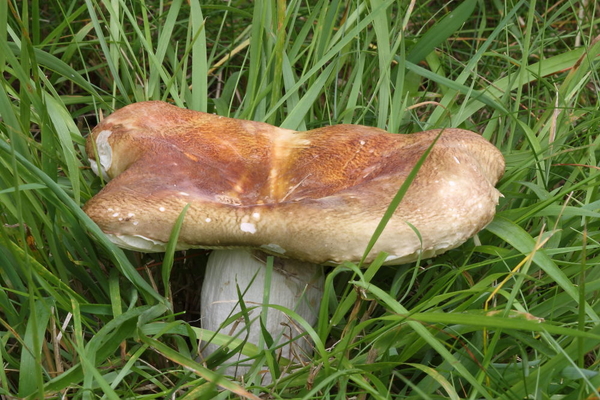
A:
[[1, 0, 600, 398]]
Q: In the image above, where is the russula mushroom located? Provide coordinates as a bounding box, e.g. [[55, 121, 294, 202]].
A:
[[84, 101, 504, 378]]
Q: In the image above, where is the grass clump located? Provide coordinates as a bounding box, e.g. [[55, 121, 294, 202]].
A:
[[1, 0, 600, 398]]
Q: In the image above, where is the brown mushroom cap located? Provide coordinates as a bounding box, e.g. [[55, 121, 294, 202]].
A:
[[84, 101, 504, 265]]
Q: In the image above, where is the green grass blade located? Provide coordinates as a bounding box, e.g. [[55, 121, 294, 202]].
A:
[[0, 139, 165, 305], [280, 62, 336, 129], [486, 217, 598, 321], [189, 0, 208, 111], [18, 299, 52, 398], [359, 130, 442, 266], [162, 204, 190, 301], [406, 0, 477, 64], [351, 280, 494, 399]]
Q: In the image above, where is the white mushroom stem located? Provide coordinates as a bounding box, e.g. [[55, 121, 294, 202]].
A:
[[200, 249, 324, 379]]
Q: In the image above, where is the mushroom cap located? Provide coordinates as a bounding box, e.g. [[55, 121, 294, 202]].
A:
[[84, 101, 504, 265]]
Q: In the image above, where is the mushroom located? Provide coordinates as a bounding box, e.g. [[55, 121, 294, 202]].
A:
[[84, 101, 505, 378]]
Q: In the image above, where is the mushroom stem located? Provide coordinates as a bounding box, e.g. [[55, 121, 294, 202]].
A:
[[200, 249, 324, 380]]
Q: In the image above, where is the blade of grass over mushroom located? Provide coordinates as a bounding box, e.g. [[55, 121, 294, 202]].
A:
[[358, 130, 443, 267], [162, 204, 191, 301], [260, 256, 275, 354]]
